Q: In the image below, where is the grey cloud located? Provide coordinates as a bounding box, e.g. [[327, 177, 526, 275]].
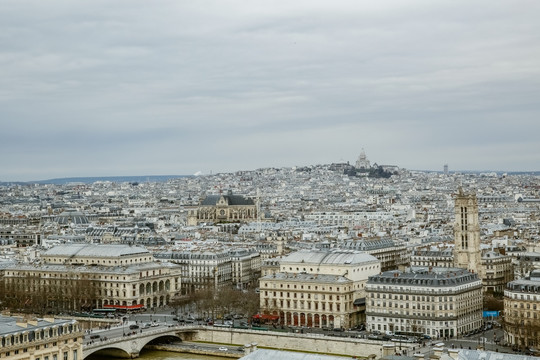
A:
[[1, 0, 539, 180]]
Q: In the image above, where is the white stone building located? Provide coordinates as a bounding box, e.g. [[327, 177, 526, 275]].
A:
[[259, 249, 380, 329], [366, 267, 483, 339]]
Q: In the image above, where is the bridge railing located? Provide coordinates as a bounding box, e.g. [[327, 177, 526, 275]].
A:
[[83, 324, 203, 349]]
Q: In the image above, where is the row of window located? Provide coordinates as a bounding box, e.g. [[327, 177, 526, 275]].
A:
[[263, 283, 344, 292], [265, 298, 345, 312], [370, 301, 454, 310], [264, 291, 346, 301]]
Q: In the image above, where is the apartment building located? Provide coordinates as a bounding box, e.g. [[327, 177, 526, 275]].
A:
[[411, 249, 453, 268], [366, 267, 483, 339], [340, 238, 408, 271], [0, 315, 82, 360], [504, 270, 540, 349], [230, 248, 261, 290], [156, 247, 261, 293], [482, 250, 514, 294]]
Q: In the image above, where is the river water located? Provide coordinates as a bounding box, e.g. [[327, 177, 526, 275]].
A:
[[87, 349, 226, 360]]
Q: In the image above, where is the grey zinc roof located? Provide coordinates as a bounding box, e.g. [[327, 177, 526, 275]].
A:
[[0, 315, 75, 336], [281, 249, 378, 266], [5, 261, 180, 275], [43, 243, 149, 257], [341, 238, 397, 251], [261, 272, 352, 284], [55, 210, 89, 225], [368, 267, 480, 287], [201, 194, 255, 206]]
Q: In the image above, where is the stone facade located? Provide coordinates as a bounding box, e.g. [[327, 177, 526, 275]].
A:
[[482, 250, 514, 294], [366, 267, 483, 339], [454, 188, 483, 278], [259, 249, 380, 329], [0, 315, 82, 360], [1, 244, 182, 312], [155, 248, 261, 293], [504, 270, 540, 350], [187, 192, 257, 226]]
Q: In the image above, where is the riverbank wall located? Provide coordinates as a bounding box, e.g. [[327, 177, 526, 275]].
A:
[[188, 328, 409, 358], [147, 344, 241, 358]]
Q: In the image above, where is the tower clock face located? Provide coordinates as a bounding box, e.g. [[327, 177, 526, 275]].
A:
[[220, 210, 225, 216]]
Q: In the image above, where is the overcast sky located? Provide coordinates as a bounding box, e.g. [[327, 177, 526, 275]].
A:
[[1, 1, 539, 181]]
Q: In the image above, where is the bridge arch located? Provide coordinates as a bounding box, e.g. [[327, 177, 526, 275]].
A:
[[83, 345, 131, 359], [83, 333, 183, 359]]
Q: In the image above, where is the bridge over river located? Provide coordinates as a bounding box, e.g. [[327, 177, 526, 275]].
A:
[[83, 325, 198, 358], [82, 324, 408, 359]]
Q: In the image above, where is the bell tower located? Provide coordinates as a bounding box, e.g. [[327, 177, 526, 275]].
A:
[[453, 188, 483, 276]]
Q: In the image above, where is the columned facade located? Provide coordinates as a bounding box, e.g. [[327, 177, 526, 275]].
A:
[[260, 273, 354, 329], [1, 244, 181, 313], [259, 249, 380, 329]]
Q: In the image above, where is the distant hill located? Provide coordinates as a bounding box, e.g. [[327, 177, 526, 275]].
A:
[[0, 175, 191, 186]]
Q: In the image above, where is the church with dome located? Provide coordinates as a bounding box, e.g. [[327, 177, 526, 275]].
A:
[[355, 148, 371, 169]]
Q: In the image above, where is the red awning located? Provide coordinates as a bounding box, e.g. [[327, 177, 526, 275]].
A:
[[252, 314, 279, 320], [103, 304, 144, 310]]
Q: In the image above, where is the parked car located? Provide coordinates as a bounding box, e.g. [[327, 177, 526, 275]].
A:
[[129, 324, 139, 330]]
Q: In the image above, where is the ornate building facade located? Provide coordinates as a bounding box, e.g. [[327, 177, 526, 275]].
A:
[[355, 149, 371, 169], [1, 244, 182, 312], [259, 249, 381, 329], [187, 192, 257, 226], [454, 188, 483, 277]]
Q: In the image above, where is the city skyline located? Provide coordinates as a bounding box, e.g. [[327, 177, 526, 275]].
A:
[[2, 1, 540, 181]]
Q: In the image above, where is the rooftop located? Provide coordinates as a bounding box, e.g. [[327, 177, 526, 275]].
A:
[[0, 315, 76, 336], [368, 267, 481, 287], [261, 272, 352, 284], [43, 243, 149, 258], [281, 249, 379, 266]]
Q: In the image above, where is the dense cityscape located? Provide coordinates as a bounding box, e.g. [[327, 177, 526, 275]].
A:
[[1, 151, 539, 360]]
